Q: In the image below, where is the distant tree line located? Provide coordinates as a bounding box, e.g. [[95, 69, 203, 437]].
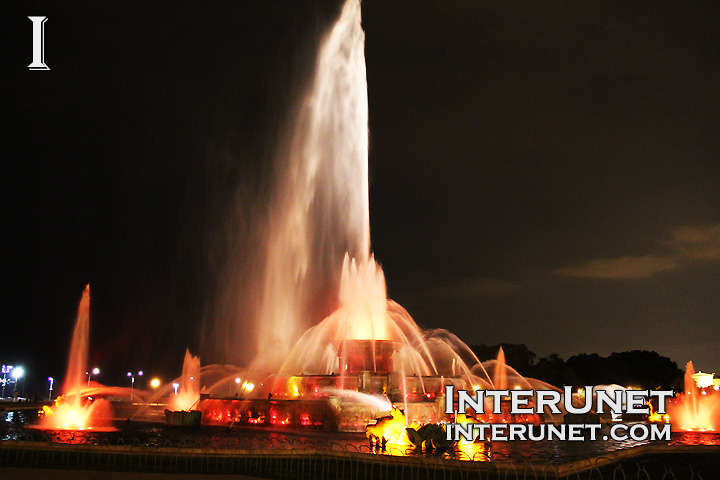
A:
[[469, 343, 684, 391]]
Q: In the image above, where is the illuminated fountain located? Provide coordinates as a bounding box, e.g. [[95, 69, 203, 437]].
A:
[[195, 254, 516, 430], [171, 349, 201, 411], [665, 362, 719, 432], [237, 256, 497, 429], [38, 285, 115, 430], [190, 0, 559, 434]]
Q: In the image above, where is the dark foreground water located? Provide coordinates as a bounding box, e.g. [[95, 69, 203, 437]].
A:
[[2, 409, 718, 464]]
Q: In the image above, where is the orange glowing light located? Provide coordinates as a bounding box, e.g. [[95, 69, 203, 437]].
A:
[[365, 407, 412, 446], [455, 412, 482, 445], [648, 403, 669, 423], [37, 395, 115, 431]]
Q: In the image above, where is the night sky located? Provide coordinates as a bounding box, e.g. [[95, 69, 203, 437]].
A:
[[2, 1, 719, 394]]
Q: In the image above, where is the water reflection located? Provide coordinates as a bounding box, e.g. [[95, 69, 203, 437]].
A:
[[3, 412, 718, 459]]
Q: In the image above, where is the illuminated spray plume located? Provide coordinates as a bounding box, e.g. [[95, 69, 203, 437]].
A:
[[171, 349, 201, 411], [39, 285, 115, 430], [246, 0, 498, 390], [194, 0, 562, 430], [252, 0, 370, 368], [666, 361, 719, 432]]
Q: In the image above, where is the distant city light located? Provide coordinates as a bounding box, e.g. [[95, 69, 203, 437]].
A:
[[235, 377, 241, 384]]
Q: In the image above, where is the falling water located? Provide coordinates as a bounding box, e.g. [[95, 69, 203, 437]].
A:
[[254, 0, 370, 367], [63, 284, 91, 397]]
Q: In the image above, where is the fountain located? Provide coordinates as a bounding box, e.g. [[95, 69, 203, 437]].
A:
[[37, 285, 146, 430], [665, 362, 719, 432], [185, 0, 567, 434], [196, 255, 503, 430], [171, 349, 201, 411], [38, 285, 115, 430]]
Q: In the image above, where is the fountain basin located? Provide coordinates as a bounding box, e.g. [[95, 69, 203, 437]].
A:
[[164, 410, 202, 428]]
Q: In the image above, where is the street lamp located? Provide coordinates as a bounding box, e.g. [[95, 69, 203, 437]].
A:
[[86, 367, 100, 386], [47, 377, 54, 400], [11, 367, 24, 397], [172, 383, 179, 395], [127, 371, 143, 401]]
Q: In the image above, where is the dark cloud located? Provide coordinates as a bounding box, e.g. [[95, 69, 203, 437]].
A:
[[666, 224, 720, 261], [555, 223, 720, 279], [555, 255, 680, 280]]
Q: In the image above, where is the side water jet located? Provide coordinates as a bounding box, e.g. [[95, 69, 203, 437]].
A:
[[172, 349, 201, 411], [666, 361, 720, 432], [37, 285, 115, 431]]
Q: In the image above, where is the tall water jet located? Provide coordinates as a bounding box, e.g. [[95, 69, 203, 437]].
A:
[[64, 284, 91, 397], [254, 0, 370, 368]]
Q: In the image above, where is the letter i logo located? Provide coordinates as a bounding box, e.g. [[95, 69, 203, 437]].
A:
[[28, 16, 50, 70]]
